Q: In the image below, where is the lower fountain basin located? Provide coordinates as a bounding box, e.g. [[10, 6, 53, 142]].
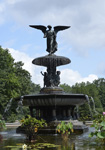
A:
[[15, 88, 89, 122], [22, 93, 88, 106]]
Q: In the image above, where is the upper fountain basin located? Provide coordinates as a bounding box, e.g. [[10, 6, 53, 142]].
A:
[[32, 54, 71, 67]]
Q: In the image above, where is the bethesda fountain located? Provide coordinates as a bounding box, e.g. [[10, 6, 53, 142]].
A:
[[17, 25, 89, 133]]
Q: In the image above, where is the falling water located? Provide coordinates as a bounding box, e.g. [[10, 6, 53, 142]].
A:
[[3, 96, 24, 120], [16, 96, 24, 114], [90, 97, 98, 114], [87, 98, 93, 117], [3, 98, 13, 118], [76, 105, 79, 119]]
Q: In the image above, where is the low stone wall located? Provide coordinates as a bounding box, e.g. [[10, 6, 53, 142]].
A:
[[84, 121, 93, 126], [5, 120, 21, 128]]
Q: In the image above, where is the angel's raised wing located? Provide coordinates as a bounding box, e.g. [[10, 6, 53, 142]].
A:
[[29, 25, 47, 34], [54, 26, 70, 34]]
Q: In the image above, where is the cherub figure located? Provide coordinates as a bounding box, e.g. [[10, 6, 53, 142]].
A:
[[40, 71, 48, 87]]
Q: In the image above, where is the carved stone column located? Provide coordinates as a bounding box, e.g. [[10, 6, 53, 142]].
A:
[[29, 107, 34, 117], [71, 106, 75, 120], [67, 108, 71, 119], [52, 108, 56, 120], [40, 109, 43, 118], [36, 109, 39, 119], [63, 109, 66, 119]]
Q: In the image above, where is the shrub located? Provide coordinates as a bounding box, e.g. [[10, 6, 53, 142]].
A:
[[0, 114, 6, 131], [89, 114, 105, 144], [56, 121, 73, 140], [20, 115, 47, 141]]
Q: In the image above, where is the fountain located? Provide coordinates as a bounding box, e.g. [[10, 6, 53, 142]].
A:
[[16, 25, 89, 133]]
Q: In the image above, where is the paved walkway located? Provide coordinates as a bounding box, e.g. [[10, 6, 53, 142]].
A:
[[5, 120, 21, 128]]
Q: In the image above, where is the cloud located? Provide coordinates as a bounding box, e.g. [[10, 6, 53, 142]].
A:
[[9, 48, 44, 86], [0, 1, 6, 24], [7, 0, 23, 5], [8, 48, 98, 87], [61, 69, 98, 86], [1, 0, 105, 57], [0, 0, 104, 85]]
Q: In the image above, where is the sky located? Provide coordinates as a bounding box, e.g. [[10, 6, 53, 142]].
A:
[[0, 0, 105, 87]]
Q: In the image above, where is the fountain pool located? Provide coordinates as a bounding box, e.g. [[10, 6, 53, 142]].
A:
[[0, 127, 104, 150]]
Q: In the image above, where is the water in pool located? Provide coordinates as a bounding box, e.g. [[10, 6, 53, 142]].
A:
[[0, 127, 104, 150]]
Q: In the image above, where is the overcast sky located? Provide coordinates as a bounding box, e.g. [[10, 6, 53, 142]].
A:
[[0, 0, 105, 87]]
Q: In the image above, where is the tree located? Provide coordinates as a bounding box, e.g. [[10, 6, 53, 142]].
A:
[[73, 81, 103, 117], [60, 78, 104, 118], [0, 46, 19, 114], [0, 46, 40, 121], [60, 83, 72, 93], [94, 78, 105, 110]]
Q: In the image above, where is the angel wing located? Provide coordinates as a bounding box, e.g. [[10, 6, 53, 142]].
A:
[[54, 26, 70, 34], [29, 25, 47, 34]]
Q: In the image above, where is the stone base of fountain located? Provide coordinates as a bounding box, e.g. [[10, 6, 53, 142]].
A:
[[15, 85, 89, 134], [39, 120, 88, 134], [16, 120, 88, 134]]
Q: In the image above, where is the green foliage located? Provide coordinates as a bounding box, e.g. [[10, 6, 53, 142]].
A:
[[0, 115, 6, 131], [0, 47, 17, 114], [60, 83, 72, 93], [5, 143, 60, 149], [29, 83, 40, 94], [0, 46, 40, 122], [89, 114, 105, 144], [61, 79, 105, 119], [78, 103, 92, 120], [20, 115, 47, 141], [5, 113, 17, 123], [0, 119, 6, 131], [56, 121, 73, 136], [79, 115, 92, 122], [94, 78, 105, 110]]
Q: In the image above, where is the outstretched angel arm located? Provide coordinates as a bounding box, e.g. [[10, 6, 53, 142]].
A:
[[29, 25, 47, 34], [54, 26, 70, 34]]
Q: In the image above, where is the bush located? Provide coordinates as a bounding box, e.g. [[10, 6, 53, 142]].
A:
[[20, 115, 47, 141], [56, 121, 73, 140], [89, 114, 105, 144], [0, 114, 6, 131]]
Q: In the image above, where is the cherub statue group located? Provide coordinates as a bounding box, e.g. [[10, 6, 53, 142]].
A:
[[41, 70, 61, 87]]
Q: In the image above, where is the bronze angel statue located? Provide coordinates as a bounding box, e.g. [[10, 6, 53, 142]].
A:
[[29, 25, 70, 54]]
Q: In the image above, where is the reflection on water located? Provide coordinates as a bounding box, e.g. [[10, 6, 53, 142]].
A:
[[0, 127, 105, 150]]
